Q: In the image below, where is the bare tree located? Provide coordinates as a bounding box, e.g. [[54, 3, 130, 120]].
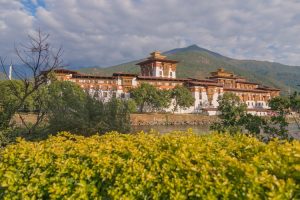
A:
[[0, 29, 63, 133]]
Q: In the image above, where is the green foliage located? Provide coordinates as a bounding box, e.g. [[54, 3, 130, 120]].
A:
[[211, 93, 296, 140], [170, 85, 194, 112], [0, 80, 36, 129], [153, 90, 171, 112], [290, 92, 300, 113], [130, 83, 171, 112], [289, 92, 300, 129], [0, 128, 20, 147], [0, 132, 299, 199], [46, 81, 131, 134], [103, 98, 131, 133], [265, 96, 291, 139], [46, 81, 88, 133], [126, 99, 137, 113], [240, 114, 265, 135], [211, 93, 247, 134]]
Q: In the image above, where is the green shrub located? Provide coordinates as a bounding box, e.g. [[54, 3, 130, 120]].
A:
[[0, 131, 299, 199]]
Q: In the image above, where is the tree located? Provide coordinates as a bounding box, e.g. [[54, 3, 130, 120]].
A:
[[170, 85, 194, 113], [46, 81, 88, 133], [265, 96, 291, 140], [0, 81, 25, 129], [130, 83, 154, 112], [152, 90, 171, 112], [289, 91, 300, 129], [239, 114, 265, 136], [130, 83, 171, 112], [0, 30, 62, 133], [46, 81, 131, 135], [104, 98, 131, 133], [210, 93, 247, 134], [127, 99, 137, 113]]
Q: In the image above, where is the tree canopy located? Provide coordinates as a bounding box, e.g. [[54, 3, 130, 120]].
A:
[[46, 81, 131, 134], [170, 85, 194, 112], [130, 83, 171, 112], [210, 93, 247, 134]]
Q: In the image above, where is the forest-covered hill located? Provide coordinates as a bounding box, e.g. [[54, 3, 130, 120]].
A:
[[80, 45, 300, 94]]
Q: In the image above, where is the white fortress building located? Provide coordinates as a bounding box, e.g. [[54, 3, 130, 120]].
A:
[[54, 51, 280, 115]]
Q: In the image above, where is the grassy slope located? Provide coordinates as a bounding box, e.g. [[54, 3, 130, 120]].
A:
[[79, 45, 300, 93]]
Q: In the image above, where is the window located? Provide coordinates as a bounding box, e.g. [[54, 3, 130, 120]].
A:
[[123, 79, 132, 85], [170, 72, 172, 77], [159, 71, 162, 76], [103, 92, 108, 98], [121, 93, 125, 98]]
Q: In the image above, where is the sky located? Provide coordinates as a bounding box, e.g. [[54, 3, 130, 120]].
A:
[[1, 0, 300, 68]]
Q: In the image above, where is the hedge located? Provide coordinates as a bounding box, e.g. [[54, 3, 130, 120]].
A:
[[0, 131, 299, 199]]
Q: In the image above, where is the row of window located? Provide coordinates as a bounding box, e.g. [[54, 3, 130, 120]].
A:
[[246, 102, 266, 107], [80, 85, 116, 90], [76, 79, 115, 84], [147, 82, 178, 86], [89, 90, 130, 99], [237, 84, 256, 89]]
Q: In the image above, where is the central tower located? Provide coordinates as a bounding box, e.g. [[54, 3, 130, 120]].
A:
[[136, 51, 178, 78]]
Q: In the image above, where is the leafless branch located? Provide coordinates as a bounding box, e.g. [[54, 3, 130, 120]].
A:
[[0, 29, 63, 133]]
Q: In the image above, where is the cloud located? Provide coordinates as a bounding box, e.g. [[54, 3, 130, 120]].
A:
[[0, 0, 33, 59], [1, 0, 300, 67]]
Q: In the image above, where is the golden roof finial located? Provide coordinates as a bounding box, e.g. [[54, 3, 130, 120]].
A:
[[149, 51, 166, 59]]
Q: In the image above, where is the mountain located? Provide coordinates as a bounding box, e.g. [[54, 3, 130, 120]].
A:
[[79, 45, 300, 94], [0, 72, 6, 80]]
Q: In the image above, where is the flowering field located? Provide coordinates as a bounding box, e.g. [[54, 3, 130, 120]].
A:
[[0, 131, 299, 199]]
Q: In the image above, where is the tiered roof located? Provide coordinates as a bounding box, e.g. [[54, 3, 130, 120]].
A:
[[136, 51, 178, 65]]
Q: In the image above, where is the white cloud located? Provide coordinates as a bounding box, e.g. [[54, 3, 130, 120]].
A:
[[0, 0, 34, 61], [1, 0, 300, 67]]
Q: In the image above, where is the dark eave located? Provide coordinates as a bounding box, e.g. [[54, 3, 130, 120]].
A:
[[136, 58, 178, 65], [224, 88, 269, 93], [236, 80, 259, 85], [258, 86, 281, 91], [112, 72, 137, 77], [72, 74, 116, 80], [209, 76, 244, 80], [137, 76, 187, 82], [187, 81, 223, 87], [54, 69, 80, 75], [188, 78, 218, 83]]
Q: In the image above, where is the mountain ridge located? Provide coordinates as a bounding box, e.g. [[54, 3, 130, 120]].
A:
[[79, 45, 300, 94], [0, 72, 6, 80]]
